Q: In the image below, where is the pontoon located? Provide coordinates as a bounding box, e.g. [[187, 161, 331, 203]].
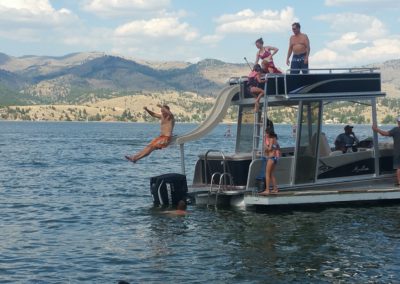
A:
[[167, 68, 400, 208]]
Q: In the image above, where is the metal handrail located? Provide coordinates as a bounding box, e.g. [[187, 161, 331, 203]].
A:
[[207, 172, 221, 206], [204, 150, 227, 184], [258, 68, 382, 98], [218, 172, 234, 191], [285, 67, 379, 74], [215, 172, 234, 207]]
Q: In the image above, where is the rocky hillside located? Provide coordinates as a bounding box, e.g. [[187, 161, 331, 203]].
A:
[[0, 52, 249, 105], [0, 51, 399, 105], [0, 52, 399, 123], [367, 59, 400, 98]]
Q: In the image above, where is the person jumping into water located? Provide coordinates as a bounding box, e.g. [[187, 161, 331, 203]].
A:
[[125, 104, 175, 163]]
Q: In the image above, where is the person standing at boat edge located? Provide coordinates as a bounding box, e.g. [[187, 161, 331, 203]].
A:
[[260, 127, 280, 195], [286, 22, 310, 74], [254, 37, 281, 74], [372, 117, 400, 186]]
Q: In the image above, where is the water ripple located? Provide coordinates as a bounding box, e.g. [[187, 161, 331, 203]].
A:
[[0, 122, 400, 283]]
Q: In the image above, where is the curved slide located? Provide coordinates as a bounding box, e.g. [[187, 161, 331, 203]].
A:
[[171, 84, 240, 145]]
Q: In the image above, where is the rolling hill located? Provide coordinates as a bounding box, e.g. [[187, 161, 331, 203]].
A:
[[0, 52, 399, 123], [0, 52, 249, 105]]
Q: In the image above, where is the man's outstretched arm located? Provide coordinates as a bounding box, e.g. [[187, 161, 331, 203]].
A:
[[372, 125, 390, 136], [144, 106, 161, 118]]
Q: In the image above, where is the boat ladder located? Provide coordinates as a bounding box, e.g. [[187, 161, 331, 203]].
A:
[[204, 150, 234, 207], [251, 89, 269, 160]]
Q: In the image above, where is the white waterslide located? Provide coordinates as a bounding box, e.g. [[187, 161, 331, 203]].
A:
[[171, 84, 240, 145]]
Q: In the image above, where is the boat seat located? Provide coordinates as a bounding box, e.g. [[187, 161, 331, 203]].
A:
[[318, 132, 331, 157], [329, 150, 343, 156]]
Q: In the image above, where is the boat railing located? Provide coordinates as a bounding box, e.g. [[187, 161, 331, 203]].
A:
[[207, 172, 234, 207], [285, 67, 379, 74], [260, 67, 383, 100], [230, 67, 383, 104]]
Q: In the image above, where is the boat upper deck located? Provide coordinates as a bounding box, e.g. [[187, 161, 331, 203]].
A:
[[230, 68, 385, 106]]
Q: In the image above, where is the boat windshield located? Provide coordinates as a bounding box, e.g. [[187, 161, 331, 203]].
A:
[[236, 106, 256, 153]]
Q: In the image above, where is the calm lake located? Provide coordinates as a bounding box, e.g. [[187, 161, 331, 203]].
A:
[[0, 121, 399, 283]]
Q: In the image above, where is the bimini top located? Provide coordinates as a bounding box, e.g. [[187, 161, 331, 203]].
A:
[[267, 68, 384, 101], [231, 68, 385, 106]]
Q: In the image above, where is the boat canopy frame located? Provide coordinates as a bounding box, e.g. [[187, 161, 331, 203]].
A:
[[253, 67, 385, 187]]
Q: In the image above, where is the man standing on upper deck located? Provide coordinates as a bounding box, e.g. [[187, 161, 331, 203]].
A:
[[286, 22, 310, 74]]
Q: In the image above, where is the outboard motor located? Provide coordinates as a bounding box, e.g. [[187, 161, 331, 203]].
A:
[[150, 173, 188, 207]]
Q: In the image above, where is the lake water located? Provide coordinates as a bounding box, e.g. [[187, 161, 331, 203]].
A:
[[1, 121, 399, 283]]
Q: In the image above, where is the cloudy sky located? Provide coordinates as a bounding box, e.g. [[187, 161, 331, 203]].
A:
[[0, 0, 399, 68]]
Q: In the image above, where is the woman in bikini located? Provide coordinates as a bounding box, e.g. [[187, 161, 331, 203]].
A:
[[260, 127, 280, 195], [247, 64, 265, 112], [254, 38, 281, 74]]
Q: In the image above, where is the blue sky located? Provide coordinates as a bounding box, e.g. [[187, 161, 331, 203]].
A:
[[0, 0, 399, 68]]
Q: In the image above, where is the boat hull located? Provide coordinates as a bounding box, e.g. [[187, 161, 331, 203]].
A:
[[190, 176, 400, 209]]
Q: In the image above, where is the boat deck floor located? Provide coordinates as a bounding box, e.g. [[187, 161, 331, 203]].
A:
[[190, 178, 400, 207], [245, 184, 400, 206]]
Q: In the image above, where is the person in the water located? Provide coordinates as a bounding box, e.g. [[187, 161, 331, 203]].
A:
[[125, 104, 175, 163], [162, 200, 188, 216], [172, 200, 187, 215]]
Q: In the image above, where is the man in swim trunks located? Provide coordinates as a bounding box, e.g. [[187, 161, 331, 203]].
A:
[[286, 22, 310, 74], [125, 104, 175, 163]]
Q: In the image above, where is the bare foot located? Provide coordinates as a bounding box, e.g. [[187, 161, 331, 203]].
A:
[[271, 188, 279, 193], [259, 190, 270, 195], [125, 155, 137, 163]]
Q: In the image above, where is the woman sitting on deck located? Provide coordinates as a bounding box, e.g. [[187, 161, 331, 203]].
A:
[[260, 127, 280, 195]]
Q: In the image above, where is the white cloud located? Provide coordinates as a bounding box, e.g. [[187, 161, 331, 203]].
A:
[[313, 37, 400, 68], [329, 32, 366, 49], [0, 0, 76, 26], [215, 7, 297, 34], [114, 17, 198, 41], [312, 11, 399, 67], [0, 0, 80, 46], [325, 0, 400, 7], [0, 0, 53, 13], [316, 13, 387, 40], [82, 0, 171, 17]]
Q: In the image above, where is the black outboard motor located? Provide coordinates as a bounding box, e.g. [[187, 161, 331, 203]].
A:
[[150, 173, 188, 207]]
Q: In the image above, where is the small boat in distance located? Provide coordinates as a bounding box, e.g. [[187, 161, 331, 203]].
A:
[[161, 68, 400, 209]]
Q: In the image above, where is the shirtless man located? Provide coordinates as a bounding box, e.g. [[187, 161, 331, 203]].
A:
[[286, 22, 310, 74], [125, 104, 175, 163]]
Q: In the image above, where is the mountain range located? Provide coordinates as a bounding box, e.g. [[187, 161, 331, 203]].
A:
[[0, 52, 248, 106], [0, 51, 399, 106]]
